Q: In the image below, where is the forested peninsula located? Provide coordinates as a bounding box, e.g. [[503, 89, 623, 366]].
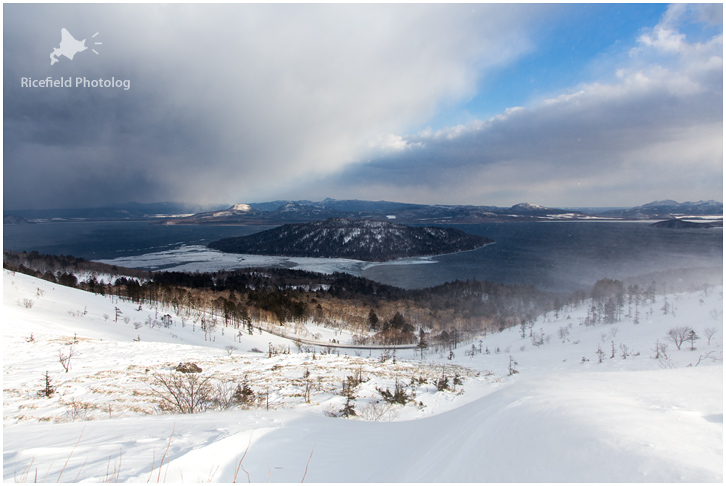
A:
[[208, 218, 493, 262]]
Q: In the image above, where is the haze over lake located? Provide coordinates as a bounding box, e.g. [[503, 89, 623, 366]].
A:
[[4, 221, 721, 293]]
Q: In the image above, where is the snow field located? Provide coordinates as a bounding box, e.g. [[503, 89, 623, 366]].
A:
[[94, 244, 438, 274], [3, 271, 485, 426], [3, 269, 722, 482]]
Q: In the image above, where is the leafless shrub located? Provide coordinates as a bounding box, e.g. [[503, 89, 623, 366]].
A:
[[59, 345, 75, 373], [225, 345, 237, 356], [659, 352, 676, 369], [703, 327, 718, 346], [62, 399, 90, 421], [268, 343, 290, 357], [508, 355, 519, 375], [358, 400, 399, 422], [651, 340, 669, 359], [692, 351, 723, 367], [211, 380, 238, 410], [149, 372, 214, 414], [21, 298, 34, 309]]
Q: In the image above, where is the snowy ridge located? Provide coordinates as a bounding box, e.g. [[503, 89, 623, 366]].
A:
[[2, 270, 722, 482]]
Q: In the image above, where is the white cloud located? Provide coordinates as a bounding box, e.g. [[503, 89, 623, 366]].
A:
[[317, 5, 723, 206]]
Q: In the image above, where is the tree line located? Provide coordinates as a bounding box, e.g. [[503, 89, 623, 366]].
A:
[[3, 249, 626, 346]]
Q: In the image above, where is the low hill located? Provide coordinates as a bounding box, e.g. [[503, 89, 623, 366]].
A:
[[599, 200, 723, 219], [3, 215, 33, 225], [207, 218, 493, 261], [650, 219, 721, 229]]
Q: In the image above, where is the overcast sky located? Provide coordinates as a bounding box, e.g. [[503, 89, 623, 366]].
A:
[[3, 3, 723, 210]]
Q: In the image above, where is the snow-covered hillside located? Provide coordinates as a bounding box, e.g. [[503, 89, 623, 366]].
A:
[[3, 269, 722, 482]]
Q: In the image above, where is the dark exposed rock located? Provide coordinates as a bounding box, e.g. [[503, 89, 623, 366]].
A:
[[175, 362, 203, 373]]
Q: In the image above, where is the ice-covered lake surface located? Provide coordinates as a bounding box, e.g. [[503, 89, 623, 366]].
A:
[[94, 244, 437, 275], [5, 220, 723, 291]]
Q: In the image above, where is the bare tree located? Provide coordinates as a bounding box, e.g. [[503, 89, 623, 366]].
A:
[[665, 326, 692, 351], [150, 372, 214, 414], [703, 327, 717, 346]]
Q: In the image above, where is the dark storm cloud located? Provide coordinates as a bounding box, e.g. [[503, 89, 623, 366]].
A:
[[4, 3, 544, 210]]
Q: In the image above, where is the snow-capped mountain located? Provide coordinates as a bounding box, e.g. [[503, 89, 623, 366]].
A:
[[507, 202, 574, 216], [208, 217, 493, 261]]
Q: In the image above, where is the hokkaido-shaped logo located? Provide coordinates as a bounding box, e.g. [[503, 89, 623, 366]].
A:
[[50, 28, 101, 65]]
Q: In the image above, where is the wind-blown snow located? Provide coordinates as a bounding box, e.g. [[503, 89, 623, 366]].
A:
[[3, 270, 722, 482]]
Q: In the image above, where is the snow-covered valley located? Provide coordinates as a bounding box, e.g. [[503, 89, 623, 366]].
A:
[[3, 269, 722, 482]]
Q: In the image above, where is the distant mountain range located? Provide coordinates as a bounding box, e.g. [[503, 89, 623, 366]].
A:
[[164, 198, 723, 225], [4, 198, 722, 224], [597, 200, 723, 219], [208, 217, 493, 262], [161, 198, 586, 225], [2, 202, 221, 223]]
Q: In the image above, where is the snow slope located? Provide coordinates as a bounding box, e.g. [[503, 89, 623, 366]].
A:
[[3, 270, 722, 482]]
